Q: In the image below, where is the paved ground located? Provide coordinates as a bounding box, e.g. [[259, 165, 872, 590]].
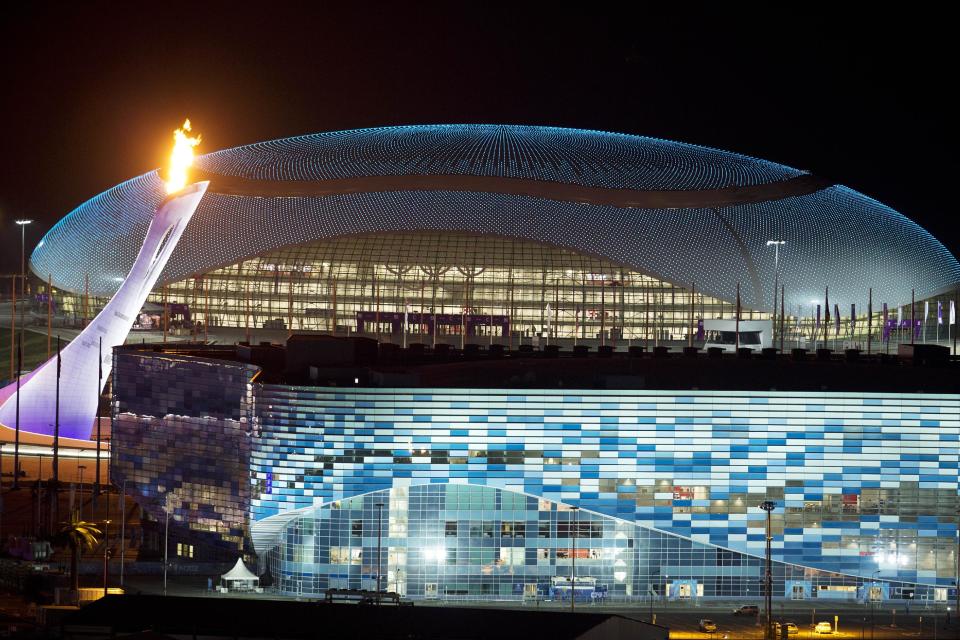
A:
[[429, 600, 959, 639], [120, 575, 960, 639]]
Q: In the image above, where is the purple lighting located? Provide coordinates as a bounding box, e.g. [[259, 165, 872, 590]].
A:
[[0, 182, 209, 440]]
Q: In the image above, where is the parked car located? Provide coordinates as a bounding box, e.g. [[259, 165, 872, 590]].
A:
[[773, 621, 799, 635], [698, 619, 717, 633], [815, 621, 833, 634], [733, 605, 759, 616]]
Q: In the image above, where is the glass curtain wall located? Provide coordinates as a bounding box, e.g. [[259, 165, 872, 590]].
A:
[[265, 484, 926, 601], [45, 229, 958, 352], [152, 232, 765, 345]]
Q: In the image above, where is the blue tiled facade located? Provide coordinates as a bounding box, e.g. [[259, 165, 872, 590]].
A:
[[252, 386, 960, 598], [110, 347, 960, 599]]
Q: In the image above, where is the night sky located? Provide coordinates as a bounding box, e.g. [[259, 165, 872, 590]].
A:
[[1, 5, 956, 278]]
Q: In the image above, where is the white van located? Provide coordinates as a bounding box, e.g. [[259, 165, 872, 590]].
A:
[[703, 319, 772, 353]]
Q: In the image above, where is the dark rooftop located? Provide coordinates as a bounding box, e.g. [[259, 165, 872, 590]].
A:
[[116, 338, 960, 394]]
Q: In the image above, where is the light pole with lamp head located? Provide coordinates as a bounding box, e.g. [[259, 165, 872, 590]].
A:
[[760, 500, 776, 640], [14, 219, 32, 315], [15, 220, 33, 285], [13, 220, 31, 492], [570, 506, 579, 613], [871, 569, 881, 640], [102, 519, 111, 595], [119, 479, 126, 588], [766, 241, 786, 348], [14, 219, 32, 370], [77, 465, 86, 520], [375, 501, 385, 603], [955, 506, 960, 622], [649, 579, 654, 624], [163, 491, 177, 596]]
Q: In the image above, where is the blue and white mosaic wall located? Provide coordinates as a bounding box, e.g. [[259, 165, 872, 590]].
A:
[[252, 387, 960, 590]]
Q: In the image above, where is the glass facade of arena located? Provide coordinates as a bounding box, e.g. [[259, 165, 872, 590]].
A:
[[151, 233, 766, 345], [45, 230, 956, 352], [267, 484, 880, 601]]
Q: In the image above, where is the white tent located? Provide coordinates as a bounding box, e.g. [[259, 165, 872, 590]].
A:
[[219, 558, 260, 592]]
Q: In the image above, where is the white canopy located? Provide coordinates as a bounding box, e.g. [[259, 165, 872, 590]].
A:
[[221, 558, 259, 583]]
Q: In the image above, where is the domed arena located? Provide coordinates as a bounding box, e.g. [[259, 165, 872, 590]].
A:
[[30, 125, 960, 345]]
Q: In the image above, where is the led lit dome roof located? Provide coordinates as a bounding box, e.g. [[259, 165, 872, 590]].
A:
[[31, 124, 960, 312], [194, 124, 802, 189]]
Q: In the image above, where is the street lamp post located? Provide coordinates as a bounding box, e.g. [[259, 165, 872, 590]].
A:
[[163, 492, 176, 596], [375, 501, 385, 603], [15, 220, 33, 287], [164, 507, 169, 595], [955, 507, 960, 620], [766, 241, 786, 348], [871, 569, 880, 640], [13, 334, 22, 491], [102, 519, 111, 595], [649, 585, 654, 624], [119, 479, 126, 588], [760, 500, 776, 640], [77, 465, 86, 520], [14, 219, 32, 392], [570, 506, 579, 614]]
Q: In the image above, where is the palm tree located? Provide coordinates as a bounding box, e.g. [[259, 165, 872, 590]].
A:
[[55, 518, 102, 595]]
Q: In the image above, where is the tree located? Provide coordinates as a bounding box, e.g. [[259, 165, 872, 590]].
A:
[[55, 518, 102, 595]]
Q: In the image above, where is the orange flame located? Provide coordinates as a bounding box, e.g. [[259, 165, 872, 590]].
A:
[[165, 119, 201, 194]]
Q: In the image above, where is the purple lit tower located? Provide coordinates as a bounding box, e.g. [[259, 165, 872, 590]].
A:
[[0, 181, 209, 440]]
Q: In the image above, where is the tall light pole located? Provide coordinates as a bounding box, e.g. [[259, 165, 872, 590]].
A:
[[164, 506, 170, 595], [163, 491, 176, 596], [955, 507, 960, 620], [95, 337, 102, 499], [13, 334, 21, 490], [375, 501, 385, 602], [766, 241, 786, 348], [871, 569, 880, 640], [102, 519, 111, 595], [760, 500, 776, 640], [119, 479, 126, 588], [15, 220, 33, 285], [571, 506, 579, 613], [77, 465, 86, 520], [15, 220, 32, 371]]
